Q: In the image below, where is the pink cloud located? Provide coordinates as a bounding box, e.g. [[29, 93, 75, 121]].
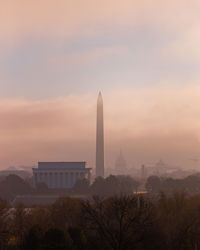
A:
[[1, 0, 200, 47], [0, 86, 200, 169]]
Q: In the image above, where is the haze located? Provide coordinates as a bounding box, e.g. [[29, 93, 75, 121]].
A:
[[1, 0, 200, 169]]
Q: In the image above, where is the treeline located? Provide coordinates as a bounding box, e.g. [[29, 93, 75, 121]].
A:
[[1, 193, 200, 249], [73, 175, 139, 196], [146, 174, 200, 194], [0, 175, 32, 201], [2, 173, 200, 202], [0, 175, 139, 201]]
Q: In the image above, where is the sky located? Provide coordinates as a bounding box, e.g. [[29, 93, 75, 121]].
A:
[[1, 0, 200, 170]]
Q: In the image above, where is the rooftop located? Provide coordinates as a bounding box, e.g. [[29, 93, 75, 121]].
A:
[[38, 162, 86, 170]]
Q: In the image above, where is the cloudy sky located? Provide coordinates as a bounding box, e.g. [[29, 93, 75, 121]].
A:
[[1, 0, 200, 169]]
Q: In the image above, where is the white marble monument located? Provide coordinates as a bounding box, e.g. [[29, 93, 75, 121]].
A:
[[32, 162, 91, 189], [96, 92, 104, 177]]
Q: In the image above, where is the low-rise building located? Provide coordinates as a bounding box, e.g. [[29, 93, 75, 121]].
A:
[[32, 162, 91, 189]]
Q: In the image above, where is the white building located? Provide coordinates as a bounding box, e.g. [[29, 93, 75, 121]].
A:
[[32, 162, 91, 189]]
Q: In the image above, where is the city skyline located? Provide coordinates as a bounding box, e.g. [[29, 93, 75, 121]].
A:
[[1, 2, 200, 249], [1, 87, 200, 170]]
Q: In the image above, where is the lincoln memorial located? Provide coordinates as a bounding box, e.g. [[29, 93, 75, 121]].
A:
[[32, 162, 91, 189]]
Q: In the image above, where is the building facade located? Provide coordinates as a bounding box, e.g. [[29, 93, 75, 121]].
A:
[[32, 162, 91, 189]]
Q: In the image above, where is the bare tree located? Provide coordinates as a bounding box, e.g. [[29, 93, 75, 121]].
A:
[[82, 195, 154, 250]]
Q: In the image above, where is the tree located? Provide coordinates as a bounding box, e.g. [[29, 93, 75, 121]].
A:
[[68, 226, 87, 250], [82, 195, 154, 250], [50, 197, 82, 229], [90, 177, 105, 196], [90, 175, 139, 197], [0, 199, 10, 250], [12, 203, 29, 246], [41, 228, 73, 250], [73, 179, 89, 194], [104, 175, 119, 196], [28, 206, 52, 233], [36, 182, 49, 193], [22, 225, 43, 250], [117, 175, 139, 194], [0, 174, 32, 201], [183, 175, 200, 193], [146, 176, 161, 193]]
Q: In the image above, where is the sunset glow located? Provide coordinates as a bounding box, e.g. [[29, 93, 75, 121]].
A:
[[1, 0, 200, 169]]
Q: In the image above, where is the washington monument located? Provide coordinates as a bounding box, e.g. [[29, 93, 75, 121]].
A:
[[96, 91, 104, 177]]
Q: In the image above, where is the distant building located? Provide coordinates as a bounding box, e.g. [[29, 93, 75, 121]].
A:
[[115, 150, 127, 175], [143, 159, 182, 178], [32, 162, 91, 189], [154, 159, 169, 176], [141, 164, 146, 180]]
